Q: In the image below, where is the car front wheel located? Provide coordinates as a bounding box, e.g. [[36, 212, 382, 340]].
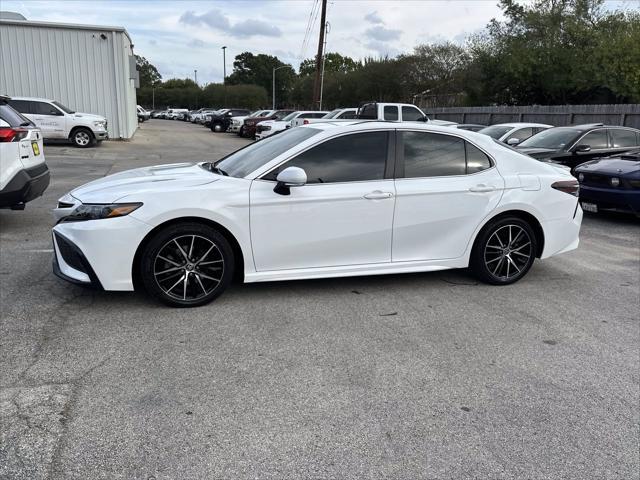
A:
[[212, 122, 223, 133], [140, 223, 234, 307], [71, 128, 95, 148], [470, 216, 537, 285]]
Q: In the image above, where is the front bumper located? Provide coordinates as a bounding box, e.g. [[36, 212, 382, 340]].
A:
[[579, 185, 640, 215], [95, 129, 109, 141], [228, 124, 241, 133], [0, 163, 50, 208], [52, 214, 152, 290]]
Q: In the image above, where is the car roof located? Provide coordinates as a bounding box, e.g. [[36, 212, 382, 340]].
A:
[[490, 122, 553, 128], [7, 96, 54, 102]]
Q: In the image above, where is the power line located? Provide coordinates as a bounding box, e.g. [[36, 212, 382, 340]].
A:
[[299, 0, 319, 61]]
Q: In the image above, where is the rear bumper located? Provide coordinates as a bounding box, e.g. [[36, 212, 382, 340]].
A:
[[0, 163, 50, 208], [540, 204, 583, 259], [579, 185, 640, 214]]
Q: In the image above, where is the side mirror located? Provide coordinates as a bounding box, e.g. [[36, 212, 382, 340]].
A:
[[274, 166, 307, 195], [574, 144, 591, 153], [418, 116, 429, 122], [507, 137, 520, 146]]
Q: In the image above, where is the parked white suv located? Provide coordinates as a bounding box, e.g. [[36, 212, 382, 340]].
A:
[[255, 111, 329, 140], [0, 96, 49, 209], [7, 96, 108, 148]]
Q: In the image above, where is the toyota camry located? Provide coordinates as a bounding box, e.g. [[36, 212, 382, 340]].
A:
[[52, 122, 582, 307]]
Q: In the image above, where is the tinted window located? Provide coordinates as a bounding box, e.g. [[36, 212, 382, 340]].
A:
[[216, 127, 322, 178], [402, 106, 424, 121], [384, 106, 398, 121], [466, 143, 492, 173], [478, 125, 513, 139], [510, 127, 534, 141], [7, 100, 33, 114], [610, 129, 639, 148], [581, 130, 608, 149], [34, 102, 62, 115], [402, 132, 466, 177], [0, 104, 32, 127], [263, 131, 388, 184], [359, 104, 376, 119], [518, 128, 581, 149]]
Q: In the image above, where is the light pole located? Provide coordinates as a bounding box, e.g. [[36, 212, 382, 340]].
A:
[[194, 69, 198, 108], [221, 46, 227, 106], [272, 65, 289, 110]]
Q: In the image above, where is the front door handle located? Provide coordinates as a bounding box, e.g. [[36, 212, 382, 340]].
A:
[[469, 184, 496, 193], [364, 191, 393, 200]]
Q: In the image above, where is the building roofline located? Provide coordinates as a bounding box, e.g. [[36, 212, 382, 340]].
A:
[[0, 18, 132, 44]]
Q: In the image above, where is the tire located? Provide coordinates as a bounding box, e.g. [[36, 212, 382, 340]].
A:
[[212, 122, 223, 133], [140, 223, 235, 307], [239, 126, 245, 137], [71, 128, 95, 148], [470, 216, 537, 285]]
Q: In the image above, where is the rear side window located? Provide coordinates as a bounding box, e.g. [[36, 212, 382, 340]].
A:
[[580, 130, 608, 149], [610, 129, 639, 148], [400, 131, 491, 178], [0, 104, 31, 127], [384, 106, 399, 121], [8, 99, 33, 114], [263, 131, 389, 184], [509, 127, 534, 142], [402, 106, 424, 121]]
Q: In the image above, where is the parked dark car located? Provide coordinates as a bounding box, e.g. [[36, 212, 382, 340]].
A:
[[241, 109, 294, 138], [210, 109, 251, 133], [517, 124, 640, 170], [574, 149, 640, 216]]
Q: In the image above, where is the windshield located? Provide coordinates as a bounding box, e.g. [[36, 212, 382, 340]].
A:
[[519, 128, 581, 149], [215, 127, 322, 178], [281, 112, 299, 122], [274, 110, 291, 120], [323, 109, 342, 119], [53, 101, 74, 114], [478, 125, 512, 139]]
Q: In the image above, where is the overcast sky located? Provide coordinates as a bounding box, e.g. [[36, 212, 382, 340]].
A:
[[3, 0, 636, 84]]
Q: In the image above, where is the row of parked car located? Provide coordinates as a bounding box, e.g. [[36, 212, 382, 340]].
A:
[[156, 102, 639, 217]]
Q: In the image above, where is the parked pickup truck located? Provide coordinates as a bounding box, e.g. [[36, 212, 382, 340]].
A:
[[290, 108, 358, 127], [7, 96, 108, 147]]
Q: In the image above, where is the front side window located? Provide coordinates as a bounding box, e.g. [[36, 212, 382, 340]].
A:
[[400, 131, 491, 178], [580, 130, 608, 149], [34, 102, 62, 116], [263, 131, 389, 184], [52, 101, 74, 114], [610, 129, 639, 148], [338, 111, 357, 119], [384, 106, 399, 121], [402, 106, 424, 121], [359, 104, 377, 119]]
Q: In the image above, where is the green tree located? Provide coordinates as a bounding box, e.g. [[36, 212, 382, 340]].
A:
[[226, 52, 295, 107], [299, 52, 360, 76], [135, 55, 162, 88]]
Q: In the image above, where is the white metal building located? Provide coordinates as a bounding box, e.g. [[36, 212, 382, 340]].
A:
[[0, 15, 139, 139]]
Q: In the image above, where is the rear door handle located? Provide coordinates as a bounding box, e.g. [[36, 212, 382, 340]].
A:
[[469, 184, 496, 193], [364, 191, 393, 200]]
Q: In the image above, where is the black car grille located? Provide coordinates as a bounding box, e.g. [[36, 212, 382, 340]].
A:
[[580, 173, 610, 187], [55, 233, 87, 272], [256, 125, 269, 132]]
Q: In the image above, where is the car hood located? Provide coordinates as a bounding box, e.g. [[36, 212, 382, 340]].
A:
[[575, 158, 640, 175], [72, 112, 107, 122], [516, 147, 559, 159], [68, 162, 218, 204]]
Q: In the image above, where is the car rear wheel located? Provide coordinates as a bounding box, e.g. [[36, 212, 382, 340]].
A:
[[239, 126, 245, 137], [470, 216, 537, 285], [140, 223, 234, 307], [212, 123, 223, 133], [71, 128, 95, 148]]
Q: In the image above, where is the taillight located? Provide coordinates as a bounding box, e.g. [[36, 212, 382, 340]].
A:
[[551, 180, 579, 196], [0, 127, 29, 142], [303, 119, 309, 125]]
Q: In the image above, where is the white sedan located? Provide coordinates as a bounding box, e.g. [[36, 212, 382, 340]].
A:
[[255, 111, 328, 139], [52, 122, 582, 307]]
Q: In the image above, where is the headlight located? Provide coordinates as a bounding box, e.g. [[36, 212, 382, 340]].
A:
[[578, 173, 584, 182], [63, 203, 142, 222], [93, 120, 106, 128], [610, 177, 620, 187]]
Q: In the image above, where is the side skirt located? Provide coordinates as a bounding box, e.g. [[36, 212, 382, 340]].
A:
[[244, 258, 468, 284]]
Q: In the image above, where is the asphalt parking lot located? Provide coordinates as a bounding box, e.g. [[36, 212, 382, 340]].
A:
[[1, 119, 638, 479]]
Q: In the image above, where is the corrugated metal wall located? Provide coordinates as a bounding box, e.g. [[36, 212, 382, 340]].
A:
[[0, 21, 137, 139]]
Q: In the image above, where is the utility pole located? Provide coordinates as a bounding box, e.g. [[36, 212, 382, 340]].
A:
[[222, 46, 227, 106], [272, 65, 288, 110], [319, 21, 330, 111], [194, 69, 198, 108], [312, 0, 328, 108]]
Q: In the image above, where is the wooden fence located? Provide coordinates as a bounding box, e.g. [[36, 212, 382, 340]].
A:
[[420, 104, 640, 128]]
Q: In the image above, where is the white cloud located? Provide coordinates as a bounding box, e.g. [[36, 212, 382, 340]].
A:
[[364, 11, 383, 24]]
